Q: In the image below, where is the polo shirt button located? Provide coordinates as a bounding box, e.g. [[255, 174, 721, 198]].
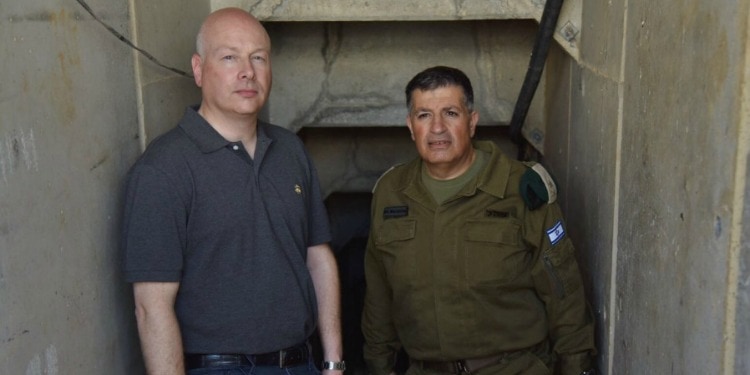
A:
[[233, 145, 239, 151]]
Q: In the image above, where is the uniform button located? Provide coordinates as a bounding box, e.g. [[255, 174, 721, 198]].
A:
[[232, 145, 239, 151]]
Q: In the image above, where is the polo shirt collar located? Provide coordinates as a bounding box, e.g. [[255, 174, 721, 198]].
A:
[[179, 106, 272, 154]]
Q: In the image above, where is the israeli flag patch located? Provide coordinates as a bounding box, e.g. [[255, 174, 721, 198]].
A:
[[546, 221, 565, 246]]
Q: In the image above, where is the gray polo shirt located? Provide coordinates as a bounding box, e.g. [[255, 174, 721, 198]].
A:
[[122, 106, 331, 354]]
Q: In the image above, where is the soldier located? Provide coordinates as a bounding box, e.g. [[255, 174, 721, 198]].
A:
[[362, 66, 596, 375]]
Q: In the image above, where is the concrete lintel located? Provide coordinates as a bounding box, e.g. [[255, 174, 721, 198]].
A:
[[211, 0, 543, 21], [211, 0, 580, 60]]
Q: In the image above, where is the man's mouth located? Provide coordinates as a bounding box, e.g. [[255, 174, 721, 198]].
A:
[[428, 140, 451, 147], [236, 89, 258, 98]]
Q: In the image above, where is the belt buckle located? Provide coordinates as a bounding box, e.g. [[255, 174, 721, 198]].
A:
[[455, 360, 469, 374], [278, 349, 287, 368]]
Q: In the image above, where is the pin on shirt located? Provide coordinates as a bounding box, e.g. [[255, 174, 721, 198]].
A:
[[294, 184, 302, 195]]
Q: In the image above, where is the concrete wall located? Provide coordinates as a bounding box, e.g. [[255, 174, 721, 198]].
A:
[[740, 151, 750, 375], [130, 0, 205, 146], [212, 0, 542, 21], [265, 20, 541, 133], [0, 0, 142, 373], [545, 0, 749, 373]]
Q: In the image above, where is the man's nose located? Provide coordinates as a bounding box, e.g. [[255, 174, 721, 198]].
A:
[[239, 60, 256, 80], [430, 118, 446, 133]]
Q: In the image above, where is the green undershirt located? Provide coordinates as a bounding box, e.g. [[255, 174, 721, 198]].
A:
[[422, 148, 489, 204]]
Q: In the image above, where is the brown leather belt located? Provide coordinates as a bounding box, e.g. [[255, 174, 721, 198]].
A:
[[416, 351, 520, 374], [185, 342, 309, 370]]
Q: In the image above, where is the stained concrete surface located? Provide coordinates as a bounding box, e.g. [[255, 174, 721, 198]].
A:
[[566, 64, 620, 372], [613, 0, 742, 372], [265, 20, 542, 133], [213, 0, 543, 21], [0, 0, 143, 373], [739, 155, 750, 374], [130, 0, 206, 146]]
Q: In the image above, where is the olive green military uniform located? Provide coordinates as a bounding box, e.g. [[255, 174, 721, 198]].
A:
[[362, 141, 595, 375]]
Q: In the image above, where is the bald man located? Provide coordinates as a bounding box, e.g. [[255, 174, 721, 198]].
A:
[[122, 8, 343, 374]]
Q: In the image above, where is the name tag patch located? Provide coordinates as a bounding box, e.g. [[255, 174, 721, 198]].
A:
[[546, 221, 565, 246], [384, 206, 409, 219], [486, 210, 510, 218]]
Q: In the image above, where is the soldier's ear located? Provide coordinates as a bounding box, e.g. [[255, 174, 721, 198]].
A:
[[469, 111, 479, 138], [406, 116, 415, 141]]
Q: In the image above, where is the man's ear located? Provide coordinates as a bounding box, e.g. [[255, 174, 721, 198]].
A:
[[469, 110, 479, 138], [406, 116, 415, 141], [191, 54, 203, 87]]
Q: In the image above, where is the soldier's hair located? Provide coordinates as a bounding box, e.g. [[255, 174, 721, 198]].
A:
[[405, 66, 474, 112]]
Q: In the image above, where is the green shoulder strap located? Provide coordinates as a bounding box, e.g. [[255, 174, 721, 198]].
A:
[[519, 162, 558, 210]]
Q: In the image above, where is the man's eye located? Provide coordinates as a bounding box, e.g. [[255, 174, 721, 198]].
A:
[[252, 55, 267, 62], [446, 111, 458, 117], [222, 55, 235, 61], [417, 113, 429, 119]]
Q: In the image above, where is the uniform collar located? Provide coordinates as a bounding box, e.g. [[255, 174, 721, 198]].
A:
[[473, 140, 511, 199], [397, 140, 512, 206]]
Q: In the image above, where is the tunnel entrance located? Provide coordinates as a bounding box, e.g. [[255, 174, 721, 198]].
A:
[[326, 192, 371, 372], [323, 191, 410, 374], [264, 14, 533, 374]]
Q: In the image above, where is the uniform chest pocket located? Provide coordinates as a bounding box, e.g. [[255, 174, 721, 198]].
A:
[[375, 219, 416, 246], [463, 219, 528, 284], [374, 219, 418, 282]]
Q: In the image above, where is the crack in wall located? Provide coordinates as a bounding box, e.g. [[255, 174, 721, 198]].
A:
[[288, 22, 344, 131]]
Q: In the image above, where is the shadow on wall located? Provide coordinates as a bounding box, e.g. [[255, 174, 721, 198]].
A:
[[318, 192, 410, 374], [324, 192, 372, 372]]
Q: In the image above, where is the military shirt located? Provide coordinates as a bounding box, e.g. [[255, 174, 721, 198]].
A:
[[362, 141, 595, 374]]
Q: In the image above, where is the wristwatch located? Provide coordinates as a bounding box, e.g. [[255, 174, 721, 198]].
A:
[[322, 361, 346, 371]]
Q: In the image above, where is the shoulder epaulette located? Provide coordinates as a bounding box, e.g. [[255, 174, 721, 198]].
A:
[[519, 162, 558, 210]]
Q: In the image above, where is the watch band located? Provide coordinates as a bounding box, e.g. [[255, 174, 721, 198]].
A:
[[322, 360, 346, 371]]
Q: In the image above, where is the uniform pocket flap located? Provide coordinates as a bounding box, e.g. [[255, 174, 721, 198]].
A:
[[376, 219, 416, 245], [464, 219, 520, 245]]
